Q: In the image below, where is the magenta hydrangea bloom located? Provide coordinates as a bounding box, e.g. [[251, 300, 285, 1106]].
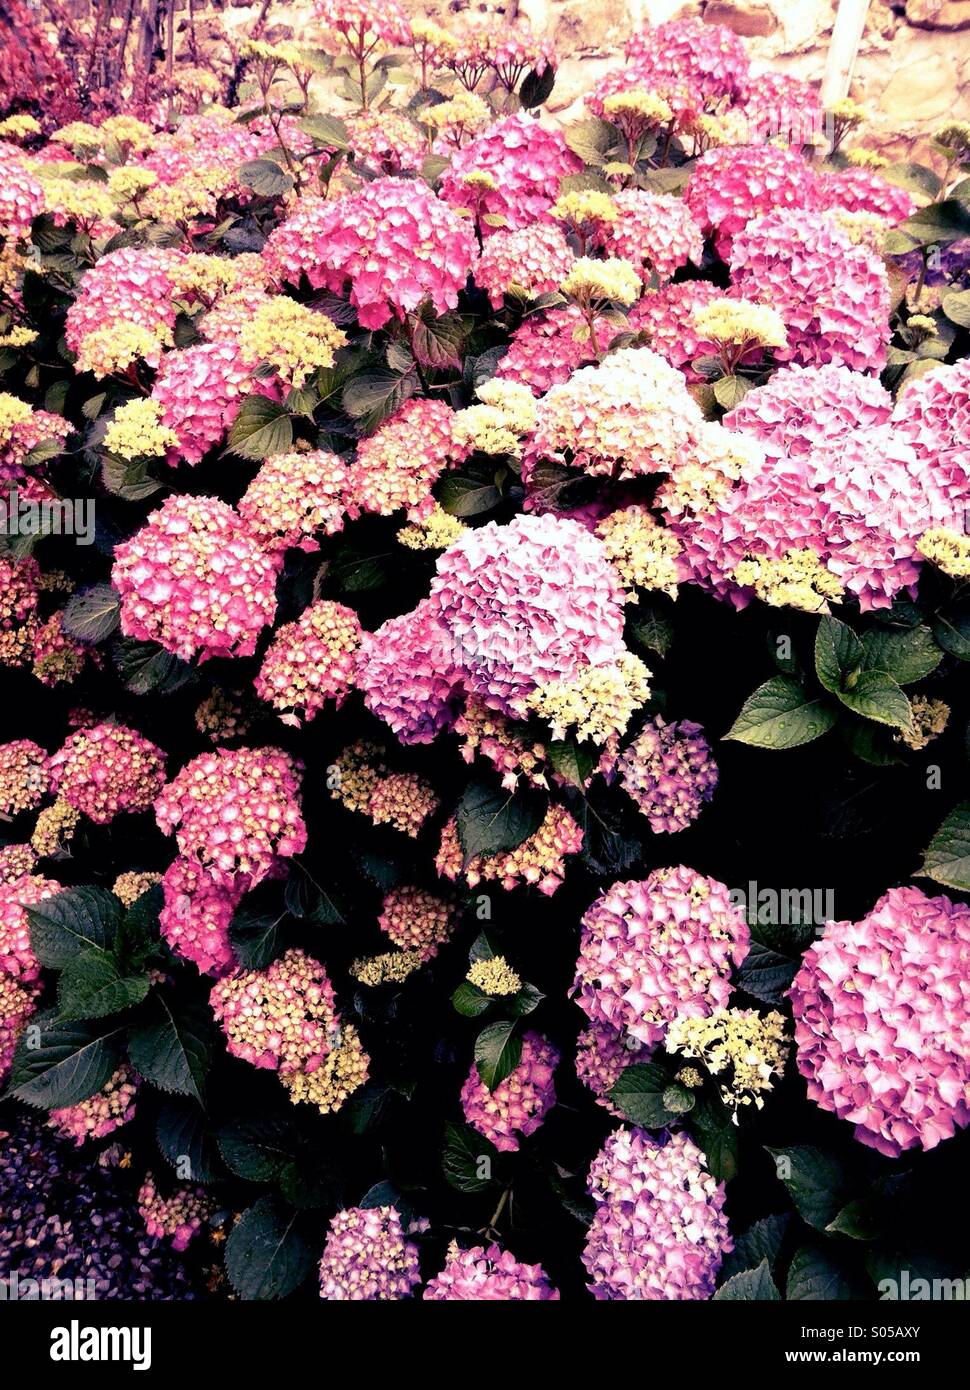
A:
[[150, 341, 266, 467], [685, 144, 820, 260], [256, 600, 362, 727], [424, 1242, 560, 1300], [603, 190, 704, 285], [816, 167, 915, 224], [460, 1030, 559, 1153], [430, 514, 627, 718], [64, 247, 185, 361], [0, 401, 71, 481], [137, 1174, 210, 1252], [356, 598, 460, 744], [111, 495, 279, 662], [739, 69, 823, 143], [892, 357, 970, 519], [154, 747, 306, 889], [318, 1206, 422, 1300], [729, 209, 891, 373], [474, 222, 575, 309], [159, 856, 247, 978], [237, 450, 353, 554], [724, 362, 893, 461], [262, 178, 476, 329], [591, 16, 749, 119], [618, 716, 718, 834], [49, 721, 166, 824], [0, 972, 38, 1085], [572, 866, 749, 1048], [494, 305, 611, 395], [350, 397, 460, 520], [789, 885, 970, 1158], [0, 873, 60, 984], [48, 1066, 139, 1146], [575, 1021, 654, 1116], [583, 1128, 732, 1300], [0, 738, 49, 816], [627, 281, 723, 382], [0, 147, 45, 242], [439, 113, 581, 234]]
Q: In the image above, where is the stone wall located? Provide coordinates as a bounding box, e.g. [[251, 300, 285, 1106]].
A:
[[235, 0, 970, 158]]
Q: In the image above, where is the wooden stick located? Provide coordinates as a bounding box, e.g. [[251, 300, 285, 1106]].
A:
[[820, 0, 871, 108]]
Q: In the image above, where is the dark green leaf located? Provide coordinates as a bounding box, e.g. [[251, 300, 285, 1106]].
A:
[[714, 1260, 780, 1301], [61, 584, 120, 644], [721, 1214, 790, 1281], [564, 118, 624, 167], [57, 950, 150, 1021], [438, 463, 502, 518], [27, 886, 121, 969], [224, 1196, 313, 1300], [238, 158, 293, 197], [860, 624, 941, 685], [765, 1145, 853, 1230], [298, 114, 351, 151], [933, 611, 970, 661], [217, 1115, 298, 1182], [610, 1062, 684, 1129], [519, 65, 555, 109], [452, 981, 492, 1017], [112, 638, 194, 695], [787, 1245, 866, 1301], [456, 781, 544, 865], [408, 306, 466, 370], [474, 1019, 521, 1090], [342, 369, 415, 432], [920, 801, 970, 891], [128, 994, 212, 1105], [442, 1121, 500, 1193], [836, 670, 912, 731], [814, 616, 863, 693], [226, 395, 293, 460], [725, 676, 836, 749], [157, 1099, 220, 1184], [7, 1012, 123, 1110], [547, 739, 597, 788]]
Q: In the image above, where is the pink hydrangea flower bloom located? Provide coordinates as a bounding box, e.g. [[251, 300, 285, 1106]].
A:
[[319, 1206, 422, 1300], [618, 716, 719, 833], [439, 113, 581, 234], [460, 1031, 560, 1152], [49, 722, 166, 823], [424, 1242, 559, 1300], [790, 885, 970, 1157], [572, 866, 749, 1048], [685, 144, 820, 259]]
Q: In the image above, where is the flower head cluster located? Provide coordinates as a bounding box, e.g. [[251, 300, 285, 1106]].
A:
[[0, 873, 60, 983], [356, 599, 459, 745], [150, 342, 263, 467], [526, 652, 652, 745], [474, 222, 574, 309], [724, 362, 892, 460], [918, 527, 970, 578], [47, 1066, 139, 1145], [238, 450, 352, 554], [238, 297, 346, 389], [137, 1174, 211, 1252], [573, 866, 749, 1048], [468, 955, 522, 997], [351, 950, 425, 986], [729, 209, 891, 373], [351, 398, 459, 519], [0, 394, 71, 479], [789, 886, 970, 1157], [627, 280, 723, 382], [731, 548, 844, 613], [112, 870, 162, 908], [159, 857, 246, 978], [343, 109, 426, 173], [378, 885, 457, 962], [1, 971, 39, 1084], [64, 247, 185, 373], [314, 0, 410, 51], [48, 722, 164, 824], [398, 506, 467, 552], [667, 1008, 788, 1114], [430, 514, 627, 718], [583, 1128, 731, 1299], [596, 506, 686, 600], [436, 804, 583, 897], [527, 348, 702, 484], [439, 114, 581, 234], [604, 191, 704, 285], [424, 1242, 559, 1300], [451, 378, 537, 459], [256, 600, 362, 726], [111, 495, 279, 661], [0, 845, 37, 883], [618, 716, 718, 833], [155, 747, 305, 888], [318, 1206, 422, 1300], [30, 611, 86, 688], [816, 166, 914, 224], [685, 144, 819, 259], [574, 1021, 654, 1116], [102, 399, 179, 462], [496, 309, 605, 399], [210, 947, 369, 1114], [461, 1030, 559, 1152], [0, 738, 49, 816], [0, 149, 45, 242], [263, 178, 476, 329], [30, 798, 79, 857], [453, 699, 551, 792]]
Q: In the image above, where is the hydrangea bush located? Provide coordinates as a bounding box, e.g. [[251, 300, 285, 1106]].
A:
[[1, 4, 969, 1303]]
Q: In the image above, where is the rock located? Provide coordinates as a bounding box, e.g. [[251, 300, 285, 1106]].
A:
[[905, 0, 970, 31], [877, 51, 960, 120], [703, 1, 778, 38]]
